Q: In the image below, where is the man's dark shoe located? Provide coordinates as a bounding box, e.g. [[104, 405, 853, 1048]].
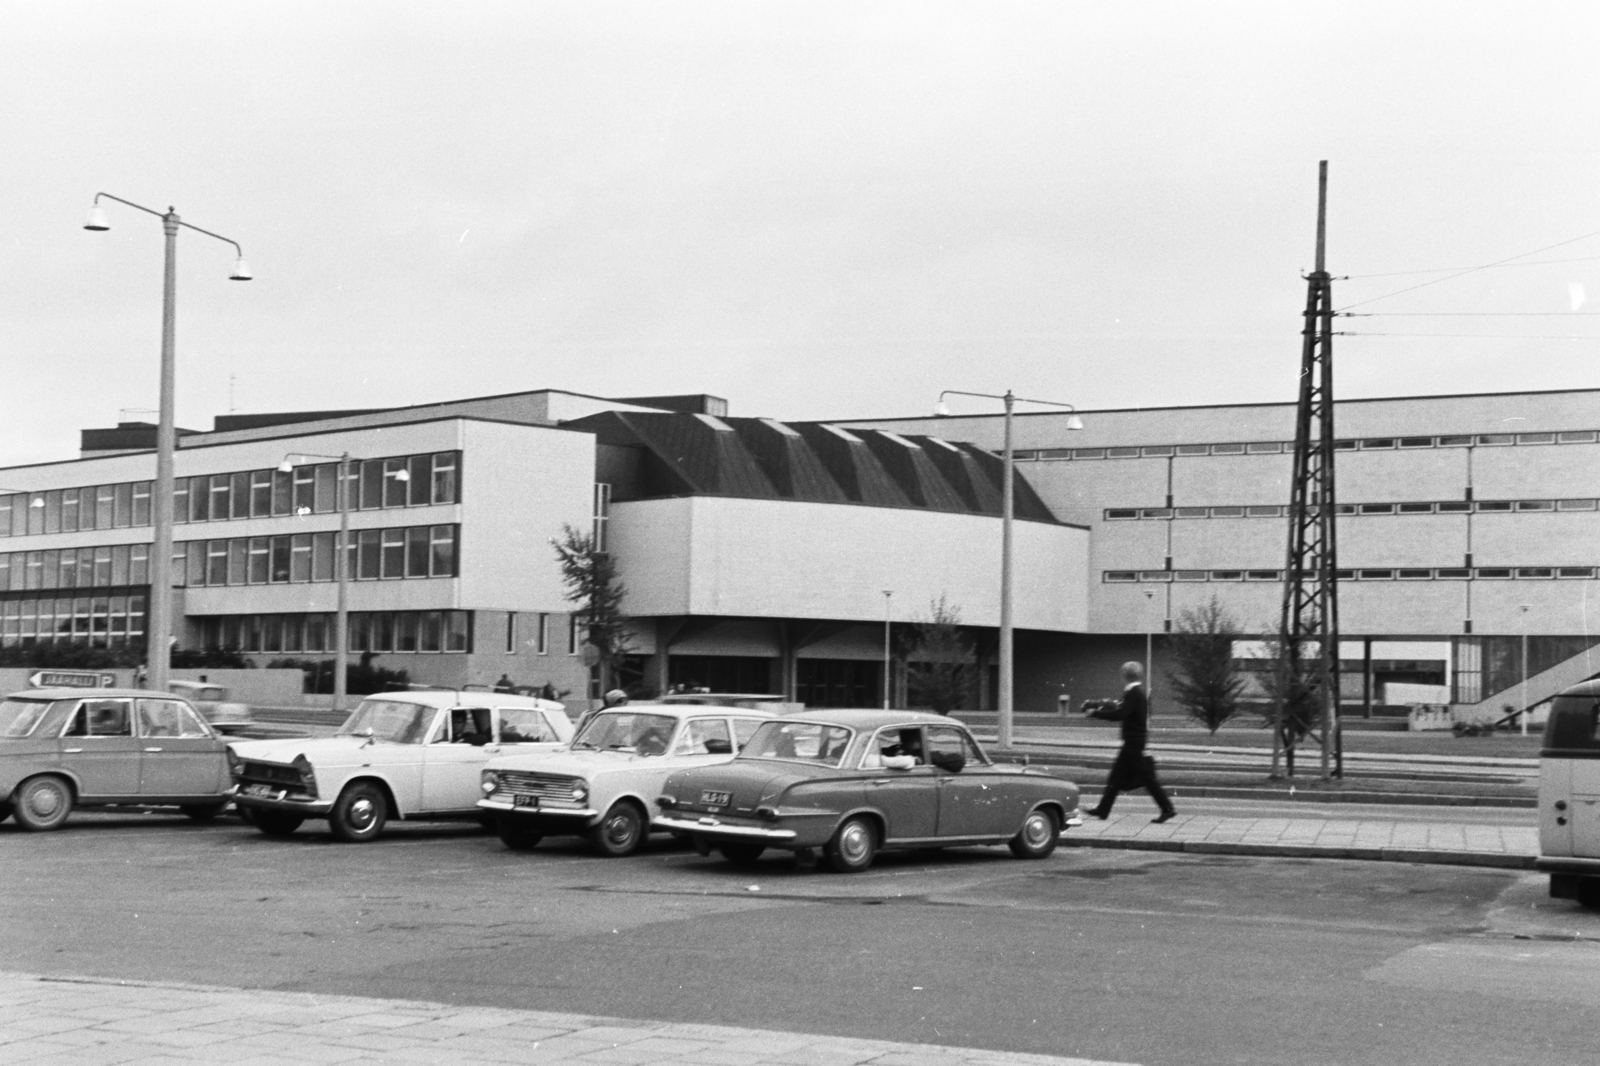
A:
[[1152, 810, 1176, 824], [1086, 808, 1108, 820]]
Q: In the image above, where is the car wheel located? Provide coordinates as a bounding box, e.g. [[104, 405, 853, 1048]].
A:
[[719, 842, 765, 865], [588, 800, 645, 857], [12, 775, 73, 832], [497, 816, 544, 851], [181, 804, 226, 823], [329, 783, 388, 843], [1009, 807, 1061, 859], [0, 801, 12, 825], [252, 811, 304, 837], [1578, 879, 1600, 910], [824, 815, 877, 873]]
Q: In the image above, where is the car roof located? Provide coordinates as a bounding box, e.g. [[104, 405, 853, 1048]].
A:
[[782, 708, 965, 730], [360, 689, 561, 710], [588, 703, 776, 720], [8, 688, 194, 701], [657, 693, 790, 703]]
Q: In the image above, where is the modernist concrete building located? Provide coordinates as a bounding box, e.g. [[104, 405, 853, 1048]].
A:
[[2, 384, 1596, 716]]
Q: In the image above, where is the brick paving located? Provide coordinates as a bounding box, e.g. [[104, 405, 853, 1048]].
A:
[[0, 971, 1137, 1066], [1064, 807, 1538, 868]]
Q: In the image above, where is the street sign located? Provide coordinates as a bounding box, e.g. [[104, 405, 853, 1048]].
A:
[[578, 643, 601, 668], [28, 670, 116, 689]]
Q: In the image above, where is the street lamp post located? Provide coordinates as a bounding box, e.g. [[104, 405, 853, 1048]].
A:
[[84, 194, 251, 692], [882, 590, 893, 709], [936, 390, 1084, 749], [1519, 603, 1531, 737], [1144, 588, 1156, 703]]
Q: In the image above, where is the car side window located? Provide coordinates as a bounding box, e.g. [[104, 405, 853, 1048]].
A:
[[63, 699, 132, 738], [926, 726, 982, 771], [497, 707, 557, 744], [442, 707, 493, 744], [138, 699, 208, 738], [731, 718, 763, 751], [676, 718, 733, 755], [861, 727, 925, 768]]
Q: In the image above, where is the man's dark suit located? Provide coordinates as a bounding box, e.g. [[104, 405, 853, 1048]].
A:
[[1086, 682, 1175, 818]]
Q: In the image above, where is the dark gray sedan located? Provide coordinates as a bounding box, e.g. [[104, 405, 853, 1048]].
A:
[[1, 688, 233, 831]]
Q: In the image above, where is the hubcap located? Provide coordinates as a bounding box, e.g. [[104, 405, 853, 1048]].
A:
[[839, 822, 870, 862], [605, 813, 637, 846], [28, 783, 64, 818], [1023, 812, 1051, 847], [348, 797, 377, 830]]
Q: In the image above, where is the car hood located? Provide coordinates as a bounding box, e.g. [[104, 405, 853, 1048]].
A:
[[228, 735, 401, 766], [484, 748, 672, 778], [662, 759, 838, 815]]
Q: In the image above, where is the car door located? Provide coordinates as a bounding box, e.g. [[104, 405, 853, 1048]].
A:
[[927, 725, 1008, 838], [421, 705, 493, 811], [58, 698, 141, 798], [861, 726, 938, 840], [136, 699, 226, 798]]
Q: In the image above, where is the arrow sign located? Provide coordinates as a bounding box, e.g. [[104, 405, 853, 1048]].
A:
[[29, 670, 116, 689]]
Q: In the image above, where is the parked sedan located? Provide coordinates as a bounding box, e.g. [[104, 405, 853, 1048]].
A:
[[478, 704, 775, 856], [229, 690, 572, 842], [167, 680, 253, 734], [654, 709, 1082, 872], [1, 688, 233, 832]]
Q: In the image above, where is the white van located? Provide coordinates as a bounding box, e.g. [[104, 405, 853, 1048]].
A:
[[1535, 679, 1600, 907]]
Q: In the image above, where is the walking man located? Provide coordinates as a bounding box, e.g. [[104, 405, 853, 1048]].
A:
[[1083, 661, 1177, 823]]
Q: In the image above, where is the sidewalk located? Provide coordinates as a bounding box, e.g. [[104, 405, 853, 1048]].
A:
[[1063, 807, 1539, 869], [0, 971, 1135, 1066]]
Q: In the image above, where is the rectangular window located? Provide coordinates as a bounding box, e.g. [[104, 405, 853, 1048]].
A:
[[271, 468, 292, 516], [1359, 504, 1395, 515], [261, 615, 282, 653], [1104, 509, 1139, 520], [1558, 431, 1598, 443], [56, 549, 74, 589], [1211, 506, 1246, 518], [282, 614, 303, 653], [226, 472, 248, 519], [1141, 445, 1174, 457], [1397, 503, 1434, 514], [132, 482, 151, 526], [381, 529, 406, 578], [313, 464, 337, 513], [1138, 570, 1173, 582], [1245, 570, 1281, 581], [1174, 444, 1209, 456], [1397, 569, 1431, 580], [1211, 443, 1247, 455], [1175, 507, 1208, 518], [1399, 437, 1434, 448], [1436, 501, 1471, 513], [372, 611, 394, 653], [1558, 499, 1598, 511], [1174, 570, 1208, 581], [445, 610, 470, 652], [593, 483, 612, 552], [349, 612, 370, 653], [93, 546, 113, 587], [0, 495, 12, 537], [394, 611, 419, 652], [1246, 442, 1282, 454], [1360, 438, 1395, 450], [505, 612, 517, 653], [249, 470, 272, 517], [1558, 567, 1597, 579], [40, 549, 59, 590], [62, 492, 82, 533], [359, 460, 383, 510], [1037, 448, 1072, 460], [383, 459, 409, 507], [206, 476, 228, 523], [1141, 507, 1172, 519], [430, 525, 457, 576], [1209, 570, 1243, 581], [536, 612, 549, 654], [110, 544, 130, 586], [1475, 568, 1512, 579], [185, 477, 207, 522], [270, 536, 291, 583], [85, 547, 102, 588], [1477, 434, 1513, 446], [1475, 501, 1513, 512], [1437, 435, 1472, 447], [247, 537, 269, 584], [185, 541, 204, 587], [1072, 448, 1106, 459], [288, 535, 311, 582], [312, 532, 334, 581], [1012, 450, 1036, 461], [1105, 447, 1140, 458], [1103, 571, 1137, 582], [43, 491, 61, 534], [358, 530, 381, 579], [406, 526, 430, 577], [95, 486, 115, 529], [420, 610, 443, 652], [568, 615, 581, 654], [408, 454, 431, 506], [1436, 568, 1470, 579], [1359, 569, 1394, 580], [292, 467, 315, 515], [207, 540, 229, 586], [1516, 500, 1555, 511], [130, 544, 149, 586], [227, 539, 247, 586], [171, 480, 188, 526], [1246, 505, 1283, 517], [1517, 432, 1556, 445], [305, 613, 327, 653], [1517, 568, 1554, 579]]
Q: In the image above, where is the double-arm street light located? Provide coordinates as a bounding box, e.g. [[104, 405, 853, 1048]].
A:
[[276, 454, 410, 713], [84, 194, 251, 691], [936, 390, 1084, 749]]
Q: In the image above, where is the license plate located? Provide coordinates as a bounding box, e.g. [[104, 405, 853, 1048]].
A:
[[243, 784, 281, 799], [513, 794, 540, 808], [700, 790, 731, 807]]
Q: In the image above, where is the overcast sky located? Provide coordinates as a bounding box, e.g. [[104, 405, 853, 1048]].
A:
[[2, 1, 1596, 467]]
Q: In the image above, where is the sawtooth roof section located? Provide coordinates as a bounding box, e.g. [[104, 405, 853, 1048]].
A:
[[559, 411, 1061, 523]]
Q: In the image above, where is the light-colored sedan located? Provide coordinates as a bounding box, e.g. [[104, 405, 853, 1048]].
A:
[[229, 690, 572, 842], [167, 680, 253, 734], [478, 704, 775, 856]]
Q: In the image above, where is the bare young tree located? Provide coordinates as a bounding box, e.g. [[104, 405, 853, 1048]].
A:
[[1165, 597, 1248, 734], [551, 524, 633, 697], [904, 595, 976, 713]]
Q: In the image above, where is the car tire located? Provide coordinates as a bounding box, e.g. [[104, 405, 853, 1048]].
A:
[[1578, 879, 1600, 910], [181, 804, 226, 823], [252, 811, 304, 837], [497, 816, 544, 851], [718, 842, 765, 865], [1009, 807, 1060, 859], [329, 782, 388, 843], [588, 800, 646, 857], [12, 775, 73, 832], [0, 801, 12, 825], [824, 815, 877, 873]]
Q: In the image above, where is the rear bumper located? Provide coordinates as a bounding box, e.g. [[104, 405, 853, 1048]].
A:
[[654, 813, 798, 842], [1535, 856, 1600, 875]]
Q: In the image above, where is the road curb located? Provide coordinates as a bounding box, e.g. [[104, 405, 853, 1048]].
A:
[[1060, 835, 1537, 869]]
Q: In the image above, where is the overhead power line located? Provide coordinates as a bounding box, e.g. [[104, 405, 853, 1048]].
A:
[[1335, 228, 1600, 312], [1340, 255, 1600, 279]]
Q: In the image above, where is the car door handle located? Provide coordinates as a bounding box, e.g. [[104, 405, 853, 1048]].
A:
[[144, 747, 163, 752]]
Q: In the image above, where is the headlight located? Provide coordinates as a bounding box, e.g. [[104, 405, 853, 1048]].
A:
[[227, 748, 244, 777], [481, 771, 500, 794], [572, 782, 588, 803]]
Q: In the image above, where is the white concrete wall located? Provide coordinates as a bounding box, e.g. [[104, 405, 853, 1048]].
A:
[[611, 496, 1088, 632]]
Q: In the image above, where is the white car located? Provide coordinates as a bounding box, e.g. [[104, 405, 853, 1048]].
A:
[[229, 689, 573, 842], [167, 680, 253, 734], [478, 704, 775, 856]]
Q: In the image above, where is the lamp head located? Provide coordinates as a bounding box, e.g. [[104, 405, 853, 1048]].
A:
[[1065, 414, 1085, 431], [276, 460, 294, 474], [229, 256, 252, 281], [83, 204, 110, 231], [934, 401, 951, 417], [392, 469, 410, 482]]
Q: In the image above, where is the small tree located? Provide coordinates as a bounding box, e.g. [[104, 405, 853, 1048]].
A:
[[552, 524, 633, 697], [1165, 597, 1248, 734], [904, 595, 975, 712]]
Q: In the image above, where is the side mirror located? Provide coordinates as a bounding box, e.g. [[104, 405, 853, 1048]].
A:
[[930, 751, 966, 773]]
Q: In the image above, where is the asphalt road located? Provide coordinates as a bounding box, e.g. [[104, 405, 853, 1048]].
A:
[[3, 807, 1598, 1066]]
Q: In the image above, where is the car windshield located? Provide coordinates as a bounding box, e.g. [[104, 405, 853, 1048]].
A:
[[0, 699, 58, 738], [742, 721, 854, 766], [572, 712, 677, 755], [337, 699, 436, 744]]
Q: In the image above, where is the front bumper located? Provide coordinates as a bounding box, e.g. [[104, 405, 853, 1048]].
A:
[[1535, 856, 1600, 876], [477, 797, 598, 824], [654, 813, 798, 842], [232, 787, 333, 816]]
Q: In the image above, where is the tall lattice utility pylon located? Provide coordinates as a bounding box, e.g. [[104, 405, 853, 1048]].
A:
[[1274, 160, 1342, 781]]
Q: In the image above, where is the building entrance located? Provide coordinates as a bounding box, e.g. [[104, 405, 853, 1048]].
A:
[[668, 655, 775, 694], [796, 659, 879, 708]]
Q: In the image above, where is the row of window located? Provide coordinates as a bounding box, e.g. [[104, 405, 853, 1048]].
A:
[[1103, 566, 1600, 583], [1104, 498, 1600, 520], [0, 594, 147, 647], [505, 612, 581, 656], [178, 526, 458, 587], [0, 525, 458, 593], [1011, 429, 1600, 463], [0, 451, 460, 538], [196, 611, 473, 655]]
